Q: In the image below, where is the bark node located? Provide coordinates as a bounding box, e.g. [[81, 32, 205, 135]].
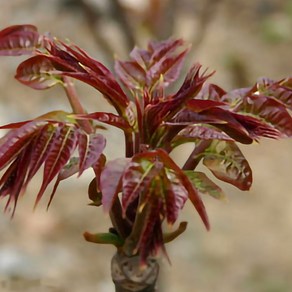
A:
[[111, 252, 159, 292]]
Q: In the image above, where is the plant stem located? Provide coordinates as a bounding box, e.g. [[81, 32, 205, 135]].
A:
[[63, 76, 93, 134], [182, 140, 211, 170], [114, 284, 156, 292], [125, 132, 134, 158], [111, 252, 159, 292], [110, 197, 131, 239]]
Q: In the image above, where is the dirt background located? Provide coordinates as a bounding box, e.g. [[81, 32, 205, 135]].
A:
[[0, 0, 292, 291]]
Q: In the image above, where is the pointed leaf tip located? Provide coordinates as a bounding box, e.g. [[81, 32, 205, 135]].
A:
[[0, 24, 42, 56], [78, 133, 106, 176], [100, 158, 130, 212], [16, 55, 63, 89]]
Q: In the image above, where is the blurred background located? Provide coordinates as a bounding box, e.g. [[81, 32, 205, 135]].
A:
[[0, 0, 292, 291]]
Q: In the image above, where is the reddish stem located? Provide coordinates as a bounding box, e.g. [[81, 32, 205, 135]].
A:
[[182, 140, 211, 170], [63, 76, 93, 134]]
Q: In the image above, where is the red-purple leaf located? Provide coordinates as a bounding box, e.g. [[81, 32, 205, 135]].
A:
[[16, 55, 63, 89], [0, 120, 33, 129], [0, 147, 32, 215], [116, 39, 188, 94], [65, 70, 129, 115], [0, 109, 107, 212], [164, 169, 188, 224], [257, 77, 292, 110], [149, 39, 184, 66], [88, 154, 106, 205], [114, 60, 146, 90], [174, 63, 214, 101], [144, 64, 213, 140], [0, 160, 18, 205], [35, 125, 78, 207], [50, 42, 130, 114], [197, 83, 227, 101], [122, 159, 158, 215], [202, 140, 252, 190], [172, 125, 234, 148], [233, 93, 292, 137], [57, 157, 80, 181], [47, 157, 80, 209], [146, 49, 189, 89], [23, 124, 58, 187], [129, 46, 151, 68], [0, 118, 82, 213], [122, 151, 189, 224], [0, 24, 43, 56], [77, 112, 132, 132], [156, 149, 210, 230], [100, 158, 130, 212], [0, 25, 37, 38], [137, 202, 166, 265], [186, 99, 227, 112], [0, 120, 47, 170], [231, 112, 282, 140], [78, 133, 106, 176], [173, 107, 254, 144]]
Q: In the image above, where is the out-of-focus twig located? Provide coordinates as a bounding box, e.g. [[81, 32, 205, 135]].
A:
[[191, 0, 223, 50], [108, 0, 136, 51], [146, 0, 178, 40], [227, 55, 249, 87], [161, 0, 179, 39], [60, 0, 115, 64]]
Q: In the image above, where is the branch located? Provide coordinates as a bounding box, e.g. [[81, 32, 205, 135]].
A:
[[63, 76, 93, 134], [62, 0, 115, 63], [109, 0, 136, 51], [191, 0, 223, 50]]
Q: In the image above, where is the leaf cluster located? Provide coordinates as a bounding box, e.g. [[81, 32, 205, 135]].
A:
[[0, 25, 291, 264]]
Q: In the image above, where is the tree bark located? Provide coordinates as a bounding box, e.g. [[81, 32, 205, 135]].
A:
[[111, 252, 159, 292]]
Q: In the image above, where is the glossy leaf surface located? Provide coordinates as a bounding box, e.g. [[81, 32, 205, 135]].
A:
[[100, 158, 130, 211], [185, 171, 226, 200], [202, 140, 253, 190], [115, 39, 188, 92], [16, 55, 63, 89], [171, 125, 233, 148], [0, 25, 291, 265], [0, 24, 42, 56], [0, 112, 105, 213]]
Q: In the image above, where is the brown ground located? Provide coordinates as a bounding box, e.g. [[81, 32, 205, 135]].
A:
[[0, 1, 292, 291]]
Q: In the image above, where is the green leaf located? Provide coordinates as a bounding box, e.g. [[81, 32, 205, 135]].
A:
[[184, 171, 226, 200], [202, 140, 252, 190], [83, 231, 124, 247]]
